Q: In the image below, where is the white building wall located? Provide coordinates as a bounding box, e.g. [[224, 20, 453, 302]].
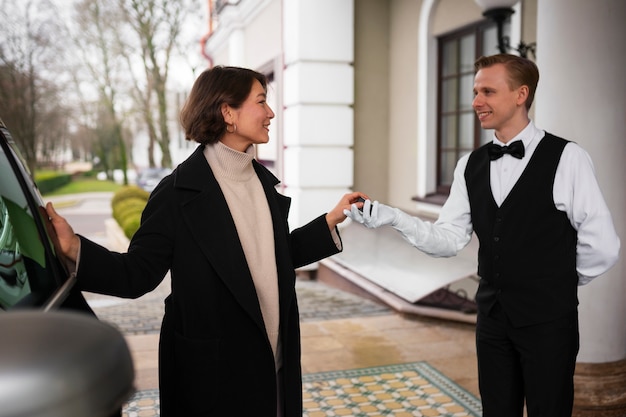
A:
[[204, 0, 281, 69], [203, 0, 355, 230], [282, 0, 355, 228], [535, 0, 626, 363], [243, 0, 282, 69]]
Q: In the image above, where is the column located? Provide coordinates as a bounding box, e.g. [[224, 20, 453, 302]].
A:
[[282, 0, 355, 228], [534, 0, 626, 414]]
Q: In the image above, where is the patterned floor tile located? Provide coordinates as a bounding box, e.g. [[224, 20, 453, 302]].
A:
[[123, 389, 159, 417], [302, 362, 482, 417], [122, 362, 481, 417]]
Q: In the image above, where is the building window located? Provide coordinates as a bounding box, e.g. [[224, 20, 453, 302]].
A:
[[435, 20, 506, 195]]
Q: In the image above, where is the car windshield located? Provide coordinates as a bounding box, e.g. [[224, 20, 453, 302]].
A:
[[0, 124, 68, 310]]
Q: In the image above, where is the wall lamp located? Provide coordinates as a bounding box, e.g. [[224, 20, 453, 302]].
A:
[[474, 0, 536, 59]]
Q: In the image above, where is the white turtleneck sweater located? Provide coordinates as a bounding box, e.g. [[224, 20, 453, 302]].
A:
[[204, 141, 282, 371]]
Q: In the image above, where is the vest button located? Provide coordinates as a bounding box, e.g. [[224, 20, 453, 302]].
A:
[[493, 236, 500, 242]]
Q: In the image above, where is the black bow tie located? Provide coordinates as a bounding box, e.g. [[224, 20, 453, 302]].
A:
[[487, 141, 525, 160]]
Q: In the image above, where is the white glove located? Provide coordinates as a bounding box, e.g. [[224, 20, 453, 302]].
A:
[[344, 200, 399, 229], [344, 199, 464, 257], [345, 199, 426, 250]]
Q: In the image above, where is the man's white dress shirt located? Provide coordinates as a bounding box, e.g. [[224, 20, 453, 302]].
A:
[[410, 121, 620, 285]]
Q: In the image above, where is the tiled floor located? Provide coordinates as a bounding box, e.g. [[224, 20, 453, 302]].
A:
[[302, 362, 482, 417], [89, 279, 479, 408], [102, 279, 479, 416], [299, 308, 479, 397]]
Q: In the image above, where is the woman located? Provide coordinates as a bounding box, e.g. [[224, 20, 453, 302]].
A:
[[46, 66, 367, 416]]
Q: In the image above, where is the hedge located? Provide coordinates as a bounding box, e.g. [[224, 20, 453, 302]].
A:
[[35, 173, 72, 195], [111, 185, 150, 239]]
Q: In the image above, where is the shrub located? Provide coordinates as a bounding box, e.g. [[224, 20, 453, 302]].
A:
[[121, 215, 142, 239], [111, 185, 150, 239], [112, 197, 147, 224], [35, 172, 72, 195], [111, 185, 150, 207]]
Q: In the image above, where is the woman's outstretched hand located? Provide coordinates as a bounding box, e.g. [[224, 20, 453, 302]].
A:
[[45, 202, 81, 262], [325, 192, 370, 230]]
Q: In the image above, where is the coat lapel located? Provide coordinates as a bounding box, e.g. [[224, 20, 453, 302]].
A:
[[253, 161, 296, 326], [175, 146, 266, 332]]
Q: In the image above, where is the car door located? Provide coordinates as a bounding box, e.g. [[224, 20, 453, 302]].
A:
[[0, 119, 78, 311]]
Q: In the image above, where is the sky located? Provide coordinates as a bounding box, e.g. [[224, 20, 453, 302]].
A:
[[51, 0, 210, 92]]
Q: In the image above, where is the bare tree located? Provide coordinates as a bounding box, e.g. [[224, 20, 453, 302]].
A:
[[0, 0, 69, 173], [119, 37, 159, 168], [120, 0, 200, 168], [71, 0, 131, 184], [35, 81, 73, 169], [0, 0, 202, 178]]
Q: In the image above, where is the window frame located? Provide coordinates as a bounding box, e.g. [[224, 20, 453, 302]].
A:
[[434, 20, 500, 196]]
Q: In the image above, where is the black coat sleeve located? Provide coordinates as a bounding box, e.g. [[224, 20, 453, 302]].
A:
[[290, 214, 342, 269]]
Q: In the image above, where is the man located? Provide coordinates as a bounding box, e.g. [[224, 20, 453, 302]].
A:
[[345, 54, 620, 416]]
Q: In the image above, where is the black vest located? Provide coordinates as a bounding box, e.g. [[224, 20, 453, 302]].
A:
[[465, 133, 578, 327]]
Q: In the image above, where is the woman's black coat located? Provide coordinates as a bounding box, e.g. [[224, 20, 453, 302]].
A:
[[76, 145, 342, 416]]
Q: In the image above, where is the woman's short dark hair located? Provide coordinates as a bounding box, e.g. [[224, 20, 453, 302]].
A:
[[474, 54, 539, 111], [179, 66, 268, 144]]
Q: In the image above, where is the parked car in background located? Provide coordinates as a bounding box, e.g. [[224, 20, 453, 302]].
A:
[[135, 167, 171, 192], [0, 118, 134, 417]]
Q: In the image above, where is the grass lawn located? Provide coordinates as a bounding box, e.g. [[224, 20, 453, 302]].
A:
[[42, 178, 123, 196]]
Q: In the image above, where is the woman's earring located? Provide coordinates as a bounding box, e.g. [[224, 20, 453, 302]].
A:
[[226, 123, 235, 133]]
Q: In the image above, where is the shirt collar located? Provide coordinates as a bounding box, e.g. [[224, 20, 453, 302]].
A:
[[491, 120, 542, 150]]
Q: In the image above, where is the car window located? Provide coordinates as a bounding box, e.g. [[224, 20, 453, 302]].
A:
[[0, 125, 69, 310]]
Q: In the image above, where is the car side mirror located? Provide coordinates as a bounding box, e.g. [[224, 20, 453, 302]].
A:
[[0, 311, 134, 417]]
